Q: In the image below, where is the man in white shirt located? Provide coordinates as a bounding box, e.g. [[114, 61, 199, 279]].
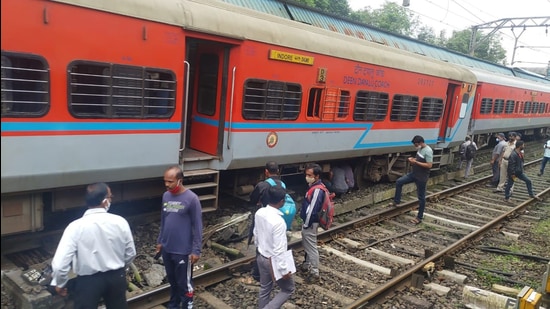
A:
[[254, 186, 295, 309], [538, 139, 550, 176], [50, 182, 136, 309]]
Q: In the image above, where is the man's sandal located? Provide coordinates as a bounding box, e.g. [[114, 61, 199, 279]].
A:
[[410, 218, 422, 225]]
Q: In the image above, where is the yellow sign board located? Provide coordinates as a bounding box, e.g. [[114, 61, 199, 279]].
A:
[[269, 50, 314, 65]]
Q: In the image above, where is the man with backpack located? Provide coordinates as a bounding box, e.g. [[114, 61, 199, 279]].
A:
[[247, 161, 295, 283], [300, 163, 329, 284], [458, 136, 477, 179]]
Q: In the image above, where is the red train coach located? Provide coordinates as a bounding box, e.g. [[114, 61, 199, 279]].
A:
[[467, 68, 550, 147], [2, 0, 478, 235]]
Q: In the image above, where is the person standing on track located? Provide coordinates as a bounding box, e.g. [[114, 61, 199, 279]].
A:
[[538, 138, 550, 176], [504, 141, 542, 203], [458, 136, 477, 179], [495, 132, 517, 193], [156, 166, 203, 309], [247, 161, 282, 283], [50, 182, 136, 309], [388, 135, 433, 225], [300, 163, 326, 283], [487, 133, 507, 188], [254, 185, 295, 308]]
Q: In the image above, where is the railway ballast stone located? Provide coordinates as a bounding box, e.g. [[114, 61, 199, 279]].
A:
[[1, 270, 64, 309]]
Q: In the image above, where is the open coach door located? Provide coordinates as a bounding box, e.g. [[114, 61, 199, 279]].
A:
[[179, 37, 238, 212], [438, 82, 462, 144]]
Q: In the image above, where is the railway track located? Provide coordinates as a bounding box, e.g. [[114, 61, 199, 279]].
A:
[[1, 143, 548, 308], [126, 161, 549, 309]]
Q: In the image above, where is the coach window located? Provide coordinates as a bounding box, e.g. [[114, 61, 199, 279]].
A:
[[390, 94, 418, 121], [504, 100, 514, 114], [197, 54, 218, 116], [353, 91, 388, 121], [539, 102, 546, 114], [1, 52, 49, 117], [523, 101, 532, 114], [419, 97, 444, 121], [480, 98, 492, 114], [68, 61, 175, 118], [306, 88, 323, 118], [242, 79, 301, 120], [493, 99, 504, 114], [531, 102, 539, 114]]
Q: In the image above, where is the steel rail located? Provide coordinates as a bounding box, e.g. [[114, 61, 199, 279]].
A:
[[126, 159, 544, 308]]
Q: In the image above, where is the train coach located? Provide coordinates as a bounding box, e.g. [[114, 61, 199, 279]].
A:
[[0, 0, 544, 236], [466, 68, 550, 147]]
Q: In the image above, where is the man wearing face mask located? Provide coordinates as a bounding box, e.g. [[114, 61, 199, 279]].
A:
[[388, 135, 433, 225], [504, 141, 542, 203], [50, 182, 136, 309], [300, 163, 327, 283], [156, 166, 203, 309]]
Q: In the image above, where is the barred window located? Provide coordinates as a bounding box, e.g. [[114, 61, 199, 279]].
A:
[[493, 99, 504, 114], [323, 88, 350, 120], [419, 97, 443, 121], [532, 102, 539, 114], [523, 101, 532, 114], [242, 79, 301, 120], [1, 52, 49, 117], [539, 102, 546, 114], [68, 61, 176, 118], [505, 100, 514, 114], [353, 91, 388, 121], [390, 94, 418, 121], [480, 98, 492, 114]]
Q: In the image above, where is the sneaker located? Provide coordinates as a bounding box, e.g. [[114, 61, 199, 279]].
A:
[[300, 262, 310, 273], [504, 198, 513, 204], [305, 272, 320, 284], [493, 189, 503, 193], [538, 173, 543, 176]]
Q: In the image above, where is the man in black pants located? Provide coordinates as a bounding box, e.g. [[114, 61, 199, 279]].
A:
[[50, 182, 136, 309]]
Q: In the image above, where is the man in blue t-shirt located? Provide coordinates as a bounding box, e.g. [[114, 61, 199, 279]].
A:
[[156, 166, 203, 309]]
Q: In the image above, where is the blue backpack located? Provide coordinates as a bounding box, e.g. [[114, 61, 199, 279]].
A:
[[265, 178, 296, 230]]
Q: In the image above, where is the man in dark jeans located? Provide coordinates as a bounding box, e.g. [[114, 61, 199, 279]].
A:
[[388, 135, 433, 225], [504, 141, 542, 203]]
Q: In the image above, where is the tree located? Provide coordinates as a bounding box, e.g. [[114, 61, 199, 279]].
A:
[[446, 29, 506, 64], [350, 1, 418, 36]]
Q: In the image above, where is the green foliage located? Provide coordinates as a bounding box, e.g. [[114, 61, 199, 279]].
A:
[[345, 0, 507, 65]]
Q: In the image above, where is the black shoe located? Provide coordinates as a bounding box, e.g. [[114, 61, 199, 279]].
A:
[[530, 195, 542, 201], [537, 173, 543, 176]]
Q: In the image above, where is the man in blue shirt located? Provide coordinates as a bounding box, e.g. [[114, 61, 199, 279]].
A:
[[156, 166, 203, 309]]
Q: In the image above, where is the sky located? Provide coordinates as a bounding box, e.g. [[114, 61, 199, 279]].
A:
[[347, 0, 550, 68]]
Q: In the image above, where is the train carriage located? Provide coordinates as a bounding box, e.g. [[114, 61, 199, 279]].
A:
[[467, 68, 550, 147], [2, 0, 547, 236]]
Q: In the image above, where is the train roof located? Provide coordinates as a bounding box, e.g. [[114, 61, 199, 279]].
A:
[[223, 0, 550, 84], [468, 67, 550, 92], [51, 0, 476, 83]]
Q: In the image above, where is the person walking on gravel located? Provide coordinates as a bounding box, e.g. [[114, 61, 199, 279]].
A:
[[156, 166, 203, 309], [504, 141, 542, 203], [538, 139, 550, 176], [50, 182, 136, 309], [388, 135, 433, 225], [254, 186, 295, 309]]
